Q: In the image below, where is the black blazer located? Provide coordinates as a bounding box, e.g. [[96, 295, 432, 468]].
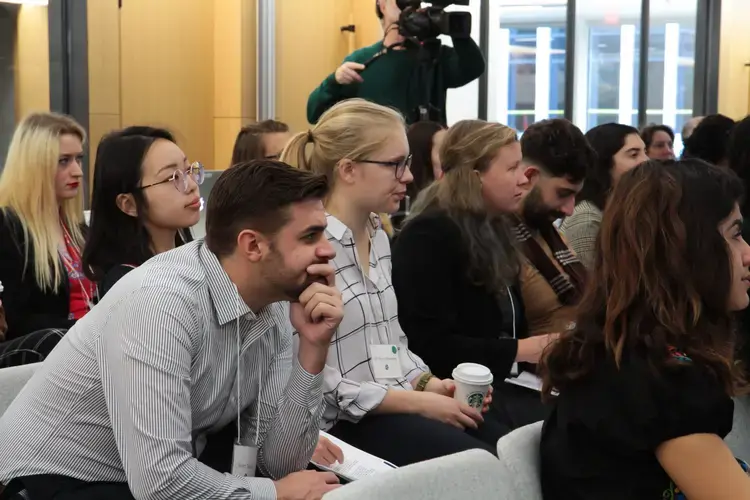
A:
[[391, 209, 529, 380], [0, 209, 75, 340]]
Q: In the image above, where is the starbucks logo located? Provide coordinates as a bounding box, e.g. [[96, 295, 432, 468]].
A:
[[467, 392, 484, 410]]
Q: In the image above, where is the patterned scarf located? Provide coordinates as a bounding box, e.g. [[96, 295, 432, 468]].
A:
[[512, 216, 587, 305]]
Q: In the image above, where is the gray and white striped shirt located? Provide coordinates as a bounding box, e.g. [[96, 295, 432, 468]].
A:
[[0, 240, 324, 499]]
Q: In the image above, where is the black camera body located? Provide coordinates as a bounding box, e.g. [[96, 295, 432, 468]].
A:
[[396, 0, 471, 41]]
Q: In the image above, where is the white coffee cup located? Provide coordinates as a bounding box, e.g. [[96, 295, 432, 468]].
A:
[[452, 362, 493, 411]]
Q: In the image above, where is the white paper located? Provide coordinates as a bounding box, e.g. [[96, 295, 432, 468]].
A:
[[504, 371, 559, 396], [311, 431, 397, 482]]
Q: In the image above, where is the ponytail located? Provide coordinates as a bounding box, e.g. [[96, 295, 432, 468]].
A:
[[280, 131, 313, 171]]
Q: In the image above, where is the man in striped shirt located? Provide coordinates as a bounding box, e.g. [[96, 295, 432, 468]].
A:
[[0, 161, 344, 500]]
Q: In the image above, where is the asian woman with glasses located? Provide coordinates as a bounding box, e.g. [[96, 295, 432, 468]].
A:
[[82, 127, 202, 298], [280, 98, 506, 467]]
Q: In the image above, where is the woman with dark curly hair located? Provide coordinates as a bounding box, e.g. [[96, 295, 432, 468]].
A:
[[540, 159, 750, 499]]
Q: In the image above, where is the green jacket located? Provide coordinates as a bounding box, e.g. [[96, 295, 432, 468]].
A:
[[307, 37, 485, 126]]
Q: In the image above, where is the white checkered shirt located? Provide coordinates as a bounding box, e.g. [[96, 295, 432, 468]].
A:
[[301, 214, 429, 430]]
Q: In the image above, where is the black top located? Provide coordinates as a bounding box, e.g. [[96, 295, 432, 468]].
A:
[[540, 350, 734, 500], [391, 209, 527, 380], [98, 264, 135, 299], [0, 209, 74, 340]]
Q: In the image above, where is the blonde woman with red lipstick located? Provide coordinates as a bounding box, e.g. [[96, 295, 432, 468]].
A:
[[0, 113, 89, 358]]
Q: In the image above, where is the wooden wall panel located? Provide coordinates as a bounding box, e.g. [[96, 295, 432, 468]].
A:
[[351, 0, 383, 49], [718, 0, 750, 118], [276, 0, 351, 132], [14, 5, 50, 121], [213, 0, 257, 170], [87, 0, 121, 183], [119, 0, 215, 166]]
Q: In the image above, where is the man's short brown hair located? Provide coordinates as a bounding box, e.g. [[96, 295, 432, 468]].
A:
[[205, 160, 329, 257]]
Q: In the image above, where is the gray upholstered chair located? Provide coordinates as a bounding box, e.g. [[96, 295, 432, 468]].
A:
[[324, 448, 511, 500], [495, 421, 544, 500], [0, 362, 39, 416], [726, 396, 750, 460]]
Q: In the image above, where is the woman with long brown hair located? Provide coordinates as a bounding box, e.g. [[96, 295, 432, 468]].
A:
[[540, 159, 750, 499]]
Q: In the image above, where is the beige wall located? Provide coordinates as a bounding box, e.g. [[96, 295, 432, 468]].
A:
[[718, 0, 750, 119], [14, 5, 50, 121], [214, 0, 257, 170], [87, 0, 257, 173], [87, 0, 121, 183], [119, 0, 215, 168]]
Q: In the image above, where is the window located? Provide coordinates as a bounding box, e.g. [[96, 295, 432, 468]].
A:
[[487, 0, 568, 131], [485, 0, 701, 145]]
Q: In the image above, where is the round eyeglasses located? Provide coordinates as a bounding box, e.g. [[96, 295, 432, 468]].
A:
[[359, 153, 413, 180], [139, 162, 205, 193]]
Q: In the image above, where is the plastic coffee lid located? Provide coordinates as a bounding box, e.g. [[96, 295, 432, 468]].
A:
[[452, 363, 493, 385]]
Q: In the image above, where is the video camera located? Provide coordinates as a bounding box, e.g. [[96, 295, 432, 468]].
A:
[[396, 0, 471, 41]]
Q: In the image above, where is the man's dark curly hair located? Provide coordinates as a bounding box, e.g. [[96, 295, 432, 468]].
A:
[[682, 113, 735, 166], [520, 118, 596, 183]]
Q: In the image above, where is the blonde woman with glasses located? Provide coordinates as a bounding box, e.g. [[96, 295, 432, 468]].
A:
[[0, 112, 88, 367], [281, 99, 504, 467]]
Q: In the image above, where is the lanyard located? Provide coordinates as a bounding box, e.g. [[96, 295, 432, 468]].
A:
[[235, 288, 260, 447], [61, 222, 95, 310]]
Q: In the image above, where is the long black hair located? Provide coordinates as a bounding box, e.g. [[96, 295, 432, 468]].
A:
[[578, 123, 639, 210], [83, 127, 192, 282]]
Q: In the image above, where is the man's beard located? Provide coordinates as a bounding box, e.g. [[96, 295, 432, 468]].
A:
[[264, 246, 328, 302], [522, 186, 565, 229]]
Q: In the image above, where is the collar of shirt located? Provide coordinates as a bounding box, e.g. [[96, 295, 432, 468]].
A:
[[199, 241, 274, 332], [326, 213, 383, 283], [325, 212, 381, 241]]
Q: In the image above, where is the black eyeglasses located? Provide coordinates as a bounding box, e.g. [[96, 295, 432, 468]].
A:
[[140, 162, 205, 193], [359, 154, 412, 180]]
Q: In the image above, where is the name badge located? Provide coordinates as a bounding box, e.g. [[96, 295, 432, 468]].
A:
[[371, 344, 403, 380], [231, 443, 258, 477]]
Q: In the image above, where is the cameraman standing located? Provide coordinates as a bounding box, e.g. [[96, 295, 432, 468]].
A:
[[306, 0, 485, 126]]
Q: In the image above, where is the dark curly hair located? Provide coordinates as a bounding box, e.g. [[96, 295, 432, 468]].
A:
[[578, 123, 640, 210], [541, 159, 747, 399], [682, 114, 735, 166], [520, 118, 595, 183]]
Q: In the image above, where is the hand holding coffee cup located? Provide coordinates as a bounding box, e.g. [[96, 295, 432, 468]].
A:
[[452, 363, 494, 412]]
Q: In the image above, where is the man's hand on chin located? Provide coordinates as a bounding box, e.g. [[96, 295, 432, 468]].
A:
[[291, 263, 343, 374]]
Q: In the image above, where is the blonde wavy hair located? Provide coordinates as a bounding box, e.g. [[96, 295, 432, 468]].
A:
[[407, 119, 521, 294], [0, 112, 86, 291]]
